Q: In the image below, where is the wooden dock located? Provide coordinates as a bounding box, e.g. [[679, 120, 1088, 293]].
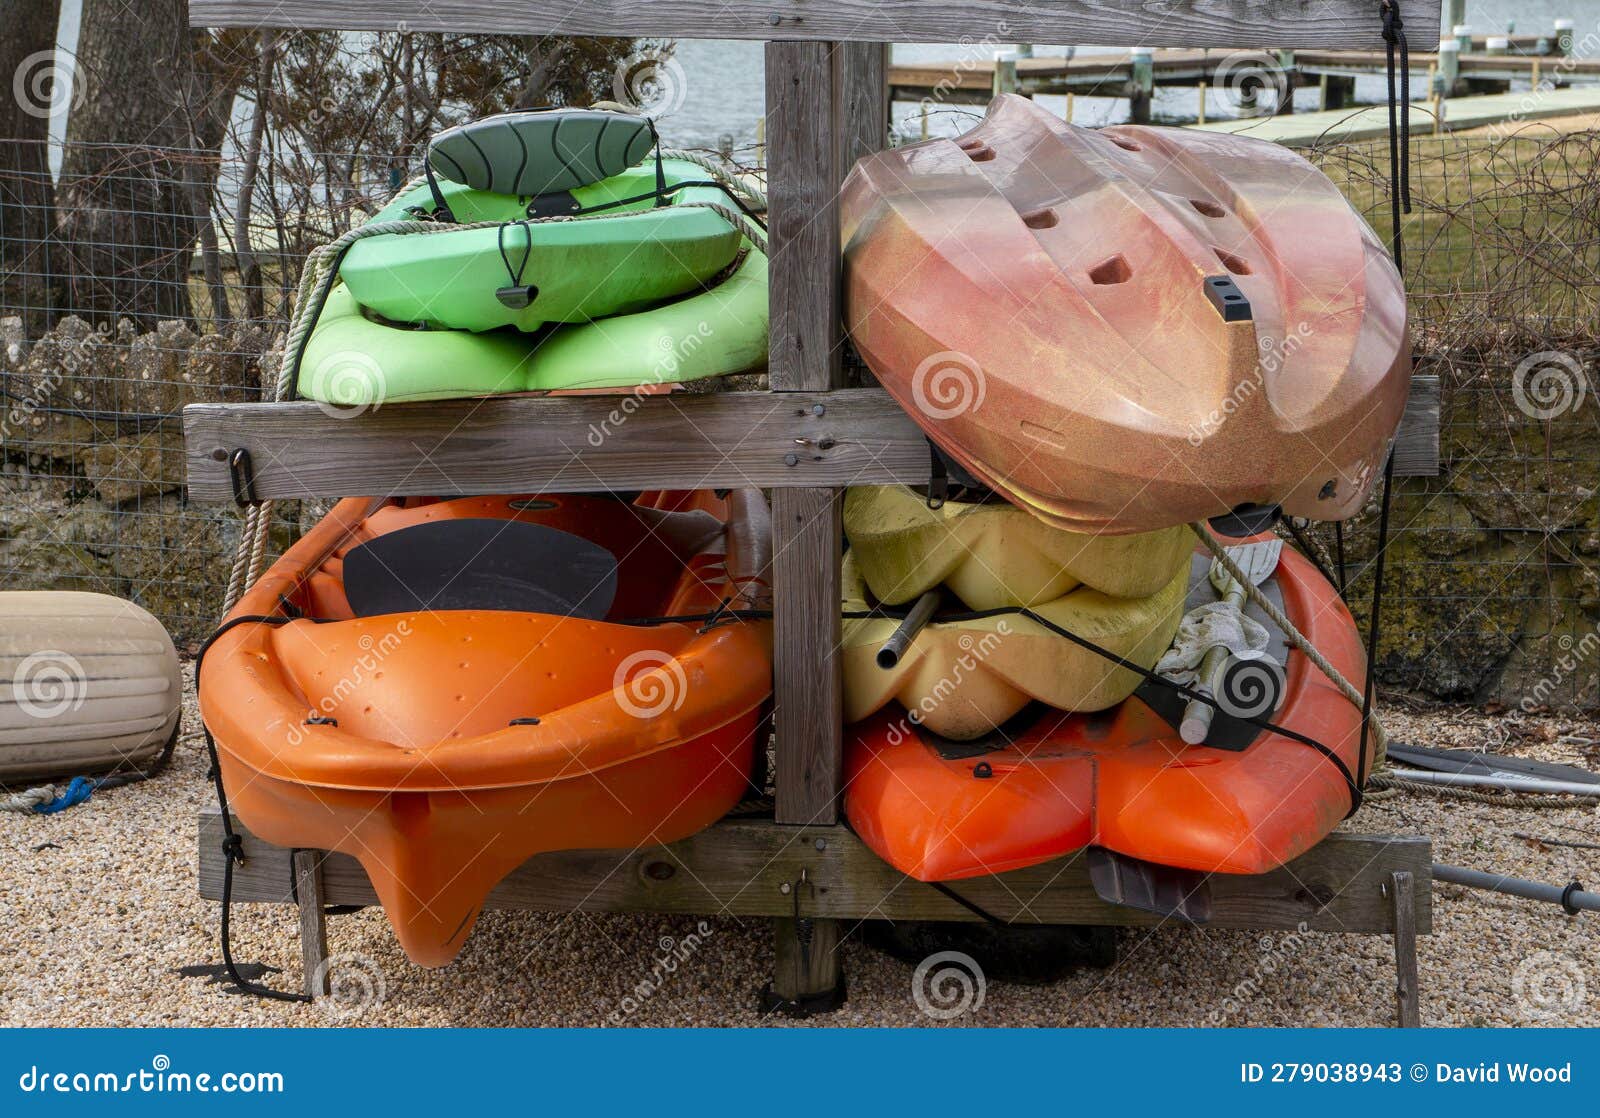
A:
[[888, 35, 1597, 124], [1192, 85, 1600, 145]]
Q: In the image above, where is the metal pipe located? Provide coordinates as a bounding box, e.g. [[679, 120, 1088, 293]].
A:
[[1434, 864, 1600, 914], [1388, 767, 1600, 798], [876, 591, 940, 670]]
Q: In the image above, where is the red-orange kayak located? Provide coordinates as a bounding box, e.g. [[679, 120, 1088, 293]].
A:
[[844, 543, 1367, 881], [841, 94, 1411, 534], [199, 491, 771, 966]]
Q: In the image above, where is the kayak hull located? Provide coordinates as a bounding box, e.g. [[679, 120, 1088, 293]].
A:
[[841, 95, 1411, 534], [844, 543, 1368, 881]]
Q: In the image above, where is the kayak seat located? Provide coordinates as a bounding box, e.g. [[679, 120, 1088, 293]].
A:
[[428, 108, 657, 196]]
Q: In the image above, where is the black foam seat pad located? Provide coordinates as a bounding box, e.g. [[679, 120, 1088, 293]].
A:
[[342, 518, 619, 619]]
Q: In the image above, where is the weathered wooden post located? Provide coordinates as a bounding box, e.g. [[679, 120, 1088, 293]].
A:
[[1555, 17, 1575, 57], [1436, 38, 1461, 97], [764, 38, 886, 1015], [1129, 47, 1154, 124], [1274, 49, 1298, 116], [993, 51, 1020, 96]]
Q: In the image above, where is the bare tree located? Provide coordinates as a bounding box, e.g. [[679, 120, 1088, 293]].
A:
[[55, 0, 202, 328], [0, 0, 64, 338]]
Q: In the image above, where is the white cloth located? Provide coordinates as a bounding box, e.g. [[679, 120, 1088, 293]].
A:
[[1156, 601, 1275, 685]]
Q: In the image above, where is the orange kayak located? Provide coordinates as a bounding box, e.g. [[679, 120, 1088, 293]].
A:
[[840, 94, 1411, 534], [844, 543, 1367, 881], [199, 491, 772, 966]]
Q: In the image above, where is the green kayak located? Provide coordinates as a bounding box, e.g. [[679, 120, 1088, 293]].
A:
[[341, 159, 743, 333], [299, 248, 767, 405], [297, 107, 768, 405]]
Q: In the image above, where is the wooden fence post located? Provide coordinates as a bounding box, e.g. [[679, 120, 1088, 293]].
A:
[[763, 39, 885, 1014]]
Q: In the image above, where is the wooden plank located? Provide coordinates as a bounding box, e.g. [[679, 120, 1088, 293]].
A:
[[183, 389, 930, 501], [766, 42, 842, 393], [201, 811, 1434, 934], [772, 487, 844, 824], [292, 849, 330, 999], [190, 1, 1437, 50], [1390, 869, 1422, 1027], [835, 43, 890, 181], [1394, 374, 1440, 479]]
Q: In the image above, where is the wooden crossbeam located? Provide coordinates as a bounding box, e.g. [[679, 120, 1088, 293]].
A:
[[199, 810, 1434, 934], [190, 1, 1441, 51], [184, 376, 1443, 501]]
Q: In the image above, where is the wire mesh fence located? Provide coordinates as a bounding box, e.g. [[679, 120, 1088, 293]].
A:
[[1, 129, 1597, 708]]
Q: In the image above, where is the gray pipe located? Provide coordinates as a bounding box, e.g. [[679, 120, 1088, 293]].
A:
[[1388, 767, 1600, 798], [876, 591, 940, 670], [1434, 864, 1600, 914]]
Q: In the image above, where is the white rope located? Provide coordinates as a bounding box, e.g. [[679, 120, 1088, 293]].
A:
[[0, 784, 59, 813]]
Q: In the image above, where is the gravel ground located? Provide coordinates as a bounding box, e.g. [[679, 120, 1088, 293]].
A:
[[3, 670, 1596, 1028]]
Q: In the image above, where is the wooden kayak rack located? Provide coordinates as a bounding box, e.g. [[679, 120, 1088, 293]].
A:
[[186, 0, 1443, 1025]]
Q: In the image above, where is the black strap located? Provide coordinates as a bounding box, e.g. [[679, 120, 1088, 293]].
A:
[[842, 602, 1362, 813], [1360, 0, 1410, 791], [423, 160, 455, 223], [195, 613, 320, 1003]]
